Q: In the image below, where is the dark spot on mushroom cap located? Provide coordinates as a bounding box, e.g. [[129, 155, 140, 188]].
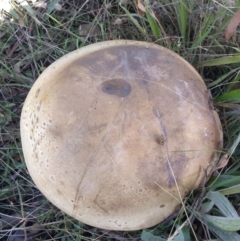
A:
[[100, 79, 131, 97], [154, 134, 165, 145]]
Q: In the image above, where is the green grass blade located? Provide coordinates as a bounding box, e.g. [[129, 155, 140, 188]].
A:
[[226, 74, 240, 91], [228, 132, 240, 156], [0, 60, 24, 83], [181, 226, 191, 241], [141, 230, 166, 241], [208, 175, 240, 190], [189, 13, 214, 52], [205, 191, 239, 218], [189, 6, 227, 54], [172, 0, 188, 42], [46, 14, 81, 39], [207, 67, 240, 88], [171, 228, 184, 241], [205, 215, 240, 231], [120, 5, 149, 39], [199, 55, 240, 67], [206, 221, 240, 240], [219, 184, 240, 195], [195, 210, 240, 240], [214, 89, 240, 102], [201, 201, 214, 213], [178, 0, 188, 41], [145, 6, 161, 39]]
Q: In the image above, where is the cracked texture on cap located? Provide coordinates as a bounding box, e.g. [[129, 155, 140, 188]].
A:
[[20, 40, 223, 231]]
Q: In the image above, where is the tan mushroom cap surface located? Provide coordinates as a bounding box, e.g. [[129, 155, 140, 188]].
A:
[[20, 40, 223, 231]]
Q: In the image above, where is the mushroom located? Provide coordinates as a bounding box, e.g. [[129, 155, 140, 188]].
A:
[[20, 40, 223, 231]]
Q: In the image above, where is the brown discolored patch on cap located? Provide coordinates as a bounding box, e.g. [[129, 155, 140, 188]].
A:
[[100, 79, 131, 98]]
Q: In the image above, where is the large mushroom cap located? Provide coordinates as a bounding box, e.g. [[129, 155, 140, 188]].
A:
[[20, 40, 223, 231]]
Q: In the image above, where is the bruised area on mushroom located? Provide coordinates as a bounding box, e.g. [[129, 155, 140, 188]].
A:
[[100, 79, 132, 97], [20, 40, 223, 231]]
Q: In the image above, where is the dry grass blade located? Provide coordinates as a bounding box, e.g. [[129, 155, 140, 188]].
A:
[[225, 10, 240, 41]]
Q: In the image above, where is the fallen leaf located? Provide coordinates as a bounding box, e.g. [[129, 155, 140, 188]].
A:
[[225, 10, 240, 41], [136, 0, 145, 16], [208, 154, 229, 178], [214, 154, 229, 172]]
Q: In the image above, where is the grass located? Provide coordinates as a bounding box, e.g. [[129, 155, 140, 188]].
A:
[[1, 0, 240, 240]]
